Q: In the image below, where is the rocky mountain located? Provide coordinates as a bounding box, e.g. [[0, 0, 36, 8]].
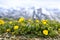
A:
[[0, 7, 60, 21]]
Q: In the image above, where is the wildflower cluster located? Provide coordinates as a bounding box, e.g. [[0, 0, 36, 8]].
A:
[[0, 17, 60, 37]]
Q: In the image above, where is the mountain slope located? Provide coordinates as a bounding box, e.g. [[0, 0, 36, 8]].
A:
[[0, 7, 60, 21]]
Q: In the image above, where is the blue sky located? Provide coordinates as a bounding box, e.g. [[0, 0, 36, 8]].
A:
[[0, 0, 60, 9]]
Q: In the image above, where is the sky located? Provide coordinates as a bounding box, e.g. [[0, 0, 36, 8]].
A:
[[0, 0, 60, 9]]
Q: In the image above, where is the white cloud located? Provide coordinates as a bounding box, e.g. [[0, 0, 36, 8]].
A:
[[0, 0, 60, 9]]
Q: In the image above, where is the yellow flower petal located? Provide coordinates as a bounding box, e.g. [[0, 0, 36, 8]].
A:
[[42, 20, 47, 24], [9, 21, 12, 24], [28, 19, 32, 22], [0, 19, 5, 25], [6, 29, 10, 32], [58, 28, 60, 31], [43, 30, 48, 35], [43, 22, 47, 24], [35, 19, 39, 23], [18, 17, 24, 23], [14, 25, 19, 30]]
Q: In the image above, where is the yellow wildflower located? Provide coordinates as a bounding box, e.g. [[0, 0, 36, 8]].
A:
[[35, 19, 39, 23], [58, 28, 60, 31], [0, 19, 5, 25], [18, 17, 24, 23], [42, 20, 47, 24], [43, 30, 48, 35], [6, 29, 10, 32], [28, 19, 33, 23], [28, 19, 32, 22], [43, 22, 47, 24], [14, 25, 19, 30], [9, 21, 12, 24]]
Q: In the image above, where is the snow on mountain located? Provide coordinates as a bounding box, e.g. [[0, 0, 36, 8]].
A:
[[0, 7, 60, 21]]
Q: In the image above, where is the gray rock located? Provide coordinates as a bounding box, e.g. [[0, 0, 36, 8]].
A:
[[0, 7, 60, 22]]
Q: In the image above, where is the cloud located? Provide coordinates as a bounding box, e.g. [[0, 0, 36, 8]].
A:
[[0, 0, 60, 9]]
